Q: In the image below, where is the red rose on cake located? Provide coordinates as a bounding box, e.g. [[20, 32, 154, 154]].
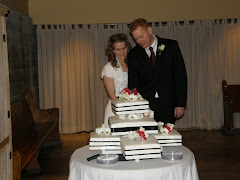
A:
[[158, 122, 175, 135], [127, 127, 149, 142], [118, 87, 142, 101]]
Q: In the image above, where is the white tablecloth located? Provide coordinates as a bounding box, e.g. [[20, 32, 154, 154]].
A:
[[68, 145, 199, 180]]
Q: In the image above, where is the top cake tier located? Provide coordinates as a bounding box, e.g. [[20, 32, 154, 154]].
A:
[[111, 99, 149, 115]]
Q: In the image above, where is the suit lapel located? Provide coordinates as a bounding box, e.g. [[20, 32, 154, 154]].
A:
[[155, 37, 166, 62], [156, 37, 161, 59]]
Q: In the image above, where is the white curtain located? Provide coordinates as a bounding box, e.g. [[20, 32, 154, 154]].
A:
[[37, 19, 240, 134]]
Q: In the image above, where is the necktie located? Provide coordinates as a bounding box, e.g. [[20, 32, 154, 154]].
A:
[[149, 47, 155, 66]]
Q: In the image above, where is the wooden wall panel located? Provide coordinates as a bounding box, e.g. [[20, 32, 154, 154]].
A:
[[0, 4, 13, 180]]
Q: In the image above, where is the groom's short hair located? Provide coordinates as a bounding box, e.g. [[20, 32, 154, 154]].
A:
[[129, 18, 150, 34]]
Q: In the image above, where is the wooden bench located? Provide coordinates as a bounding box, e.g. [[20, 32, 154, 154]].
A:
[[11, 91, 60, 180], [222, 80, 240, 135]]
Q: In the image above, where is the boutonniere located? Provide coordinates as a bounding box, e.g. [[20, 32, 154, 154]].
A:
[[157, 44, 165, 55]]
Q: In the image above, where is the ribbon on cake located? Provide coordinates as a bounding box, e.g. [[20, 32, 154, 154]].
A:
[[111, 126, 158, 133]]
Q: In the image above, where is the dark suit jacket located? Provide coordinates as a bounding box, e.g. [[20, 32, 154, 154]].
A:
[[127, 36, 187, 122]]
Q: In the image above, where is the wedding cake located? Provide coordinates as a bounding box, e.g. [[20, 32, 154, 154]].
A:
[[89, 88, 182, 160]]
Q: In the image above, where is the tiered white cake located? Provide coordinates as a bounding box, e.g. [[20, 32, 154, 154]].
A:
[[89, 88, 182, 160]]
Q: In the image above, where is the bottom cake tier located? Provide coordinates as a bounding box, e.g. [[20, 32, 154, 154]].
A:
[[121, 135, 162, 160], [153, 129, 182, 146], [89, 132, 121, 150]]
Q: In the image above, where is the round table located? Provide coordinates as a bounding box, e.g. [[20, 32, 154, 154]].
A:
[[68, 145, 199, 180]]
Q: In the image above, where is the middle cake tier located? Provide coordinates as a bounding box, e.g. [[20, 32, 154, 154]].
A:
[[109, 116, 158, 136], [111, 99, 149, 115]]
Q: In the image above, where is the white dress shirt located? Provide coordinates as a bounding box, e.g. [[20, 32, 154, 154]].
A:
[[145, 34, 158, 57]]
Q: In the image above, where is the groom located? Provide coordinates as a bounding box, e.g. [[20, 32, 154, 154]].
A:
[[127, 18, 187, 124]]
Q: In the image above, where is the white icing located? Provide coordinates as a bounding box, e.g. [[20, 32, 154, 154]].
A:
[[112, 109, 149, 115], [102, 149, 122, 155], [121, 135, 161, 150], [153, 130, 182, 147], [89, 146, 121, 150], [153, 129, 182, 139], [109, 116, 158, 128], [123, 153, 162, 160], [124, 148, 161, 156], [112, 104, 149, 111], [157, 143, 182, 146], [121, 136, 162, 160], [157, 139, 182, 143], [90, 132, 120, 141], [111, 130, 158, 136], [111, 99, 149, 107], [89, 132, 121, 150], [89, 141, 120, 146]]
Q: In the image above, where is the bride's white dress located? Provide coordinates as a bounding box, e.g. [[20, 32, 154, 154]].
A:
[[101, 61, 127, 126]]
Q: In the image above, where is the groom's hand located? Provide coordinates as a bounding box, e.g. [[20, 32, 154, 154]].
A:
[[174, 107, 185, 118]]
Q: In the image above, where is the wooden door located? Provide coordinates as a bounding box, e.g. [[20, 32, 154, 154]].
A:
[[0, 4, 13, 180]]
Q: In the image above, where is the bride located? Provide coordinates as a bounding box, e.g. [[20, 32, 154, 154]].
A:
[[101, 34, 132, 126]]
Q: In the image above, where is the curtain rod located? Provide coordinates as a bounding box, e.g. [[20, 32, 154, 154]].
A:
[[36, 18, 239, 30]]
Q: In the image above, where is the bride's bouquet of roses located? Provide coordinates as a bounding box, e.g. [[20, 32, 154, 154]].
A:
[[118, 87, 142, 101]]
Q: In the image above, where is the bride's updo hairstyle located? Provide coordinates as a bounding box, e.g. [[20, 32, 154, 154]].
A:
[[105, 33, 132, 68]]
